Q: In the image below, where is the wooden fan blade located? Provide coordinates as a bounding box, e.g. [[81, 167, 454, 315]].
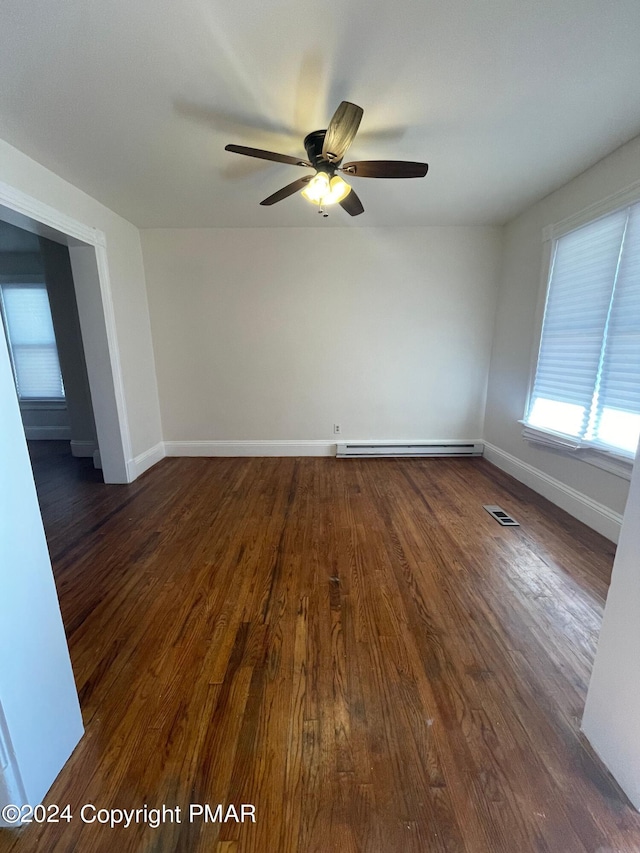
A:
[[260, 176, 313, 206], [322, 101, 364, 163], [339, 188, 364, 216], [341, 160, 429, 178], [225, 144, 312, 168]]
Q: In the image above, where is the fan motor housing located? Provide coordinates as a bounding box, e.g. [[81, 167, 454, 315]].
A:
[[303, 130, 337, 173]]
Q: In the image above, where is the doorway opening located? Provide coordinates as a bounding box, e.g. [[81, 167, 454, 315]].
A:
[[0, 220, 102, 486], [0, 185, 132, 483]]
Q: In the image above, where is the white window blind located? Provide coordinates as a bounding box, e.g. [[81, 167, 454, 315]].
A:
[[525, 201, 640, 458], [0, 283, 65, 400]]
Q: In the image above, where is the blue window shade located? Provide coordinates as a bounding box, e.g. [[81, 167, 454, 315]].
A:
[[526, 201, 640, 458], [0, 283, 65, 400]]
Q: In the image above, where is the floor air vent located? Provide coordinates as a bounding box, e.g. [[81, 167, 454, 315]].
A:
[[483, 505, 520, 526]]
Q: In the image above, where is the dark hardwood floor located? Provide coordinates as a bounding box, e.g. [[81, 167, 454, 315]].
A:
[[2, 442, 639, 852]]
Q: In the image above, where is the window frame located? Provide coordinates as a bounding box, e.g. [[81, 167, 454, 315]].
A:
[[523, 178, 640, 480], [0, 274, 67, 405]]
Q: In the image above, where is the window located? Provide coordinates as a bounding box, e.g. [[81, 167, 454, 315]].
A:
[[525, 200, 640, 459], [0, 282, 65, 400]]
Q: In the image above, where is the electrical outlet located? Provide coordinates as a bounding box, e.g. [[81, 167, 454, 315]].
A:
[[333, 423, 341, 435]]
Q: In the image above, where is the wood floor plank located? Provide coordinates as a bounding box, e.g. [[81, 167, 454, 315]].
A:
[[2, 443, 640, 853]]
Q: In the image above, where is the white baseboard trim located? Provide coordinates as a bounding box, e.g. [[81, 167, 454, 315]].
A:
[[483, 442, 623, 543], [23, 426, 71, 441], [163, 440, 336, 458], [127, 442, 165, 480], [70, 440, 98, 458]]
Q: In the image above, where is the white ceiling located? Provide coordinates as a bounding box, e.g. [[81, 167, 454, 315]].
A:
[[2, 0, 640, 228]]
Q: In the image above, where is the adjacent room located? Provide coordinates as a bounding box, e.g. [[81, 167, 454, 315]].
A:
[[1, 1, 640, 851]]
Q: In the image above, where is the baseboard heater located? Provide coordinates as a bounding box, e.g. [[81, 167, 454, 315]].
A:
[[336, 441, 484, 458]]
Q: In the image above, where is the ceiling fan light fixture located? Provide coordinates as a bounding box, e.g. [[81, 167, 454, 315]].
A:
[[302, 173, 351, 206], [225, 100, 428, 217]]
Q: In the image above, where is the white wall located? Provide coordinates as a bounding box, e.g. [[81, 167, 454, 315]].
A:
[[484, 135, 640, 529], [0, 324, 83, 814], [582, 442, 640, 809], [0, 138, 162, 462], [141, 226, 502, 445]]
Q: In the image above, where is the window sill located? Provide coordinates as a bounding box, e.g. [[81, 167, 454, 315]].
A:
[[519, 422, 633, 481]]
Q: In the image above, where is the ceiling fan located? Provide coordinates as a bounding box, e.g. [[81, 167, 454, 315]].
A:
[[225, 101, 428, 217]]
